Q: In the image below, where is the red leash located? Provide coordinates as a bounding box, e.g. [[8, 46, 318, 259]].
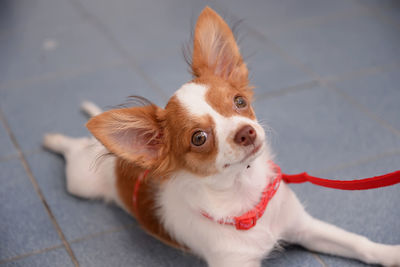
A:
[[282, 169, 400, 190]]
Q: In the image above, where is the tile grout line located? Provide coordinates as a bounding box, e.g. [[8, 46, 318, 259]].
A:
[[311, 252, 329, 267], [68, 223, 136, 245], [328, 83, 400, 137], [209, 0, 321, 79], [0, 148, 45, 163], [322, 62, 400, 83], [0, 244, 65, 265], [68, 0, 169, 102], [0, 110, 79, 267], [253, 61, 400, 102], [209, 0, 371, 39], [254, 80, 321, 101], [0, 223, 137, 265]]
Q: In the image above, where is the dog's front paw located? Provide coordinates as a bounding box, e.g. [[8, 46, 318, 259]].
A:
[[383, 245, 400, 267], [370, 245, 400, 267]]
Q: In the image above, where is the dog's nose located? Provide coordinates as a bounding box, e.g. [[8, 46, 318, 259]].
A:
[[234, 125, 257, 146]]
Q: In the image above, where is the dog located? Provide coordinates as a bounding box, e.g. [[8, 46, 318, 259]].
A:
[[43, 6, 400, 267]]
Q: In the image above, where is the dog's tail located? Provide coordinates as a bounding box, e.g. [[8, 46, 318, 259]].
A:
[[81, 101, 102, 117]]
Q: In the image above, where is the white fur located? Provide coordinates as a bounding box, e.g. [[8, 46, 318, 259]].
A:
[[44, 99, 400, 267]]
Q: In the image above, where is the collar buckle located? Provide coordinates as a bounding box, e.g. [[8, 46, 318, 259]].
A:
[[235, 212, 257, 230]]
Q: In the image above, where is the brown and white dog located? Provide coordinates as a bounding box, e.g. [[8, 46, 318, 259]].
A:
[[43, 7, 400, 267]]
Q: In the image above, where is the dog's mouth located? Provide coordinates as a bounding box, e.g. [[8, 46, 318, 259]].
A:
[[240, 144, 262, 163], [223, 143, 263, 169]]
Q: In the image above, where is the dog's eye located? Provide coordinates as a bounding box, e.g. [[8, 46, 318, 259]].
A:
[[234, 96, 247, 109], [191, 131, 207, 146]]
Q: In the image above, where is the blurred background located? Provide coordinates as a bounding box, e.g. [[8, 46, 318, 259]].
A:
[[0, 0, 399, 266]]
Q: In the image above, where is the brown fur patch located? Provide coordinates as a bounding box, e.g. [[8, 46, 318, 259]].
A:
[[115, 158, 185, 250], [194, 75, 255, 120], [164, 96, 219, 176]]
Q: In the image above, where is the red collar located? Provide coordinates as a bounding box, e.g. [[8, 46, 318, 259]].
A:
[[201, 162, 282, 230], [133, 163, 282, 231]]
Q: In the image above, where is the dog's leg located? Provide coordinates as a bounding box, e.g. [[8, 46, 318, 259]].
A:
[[283, 209, 400, 266]]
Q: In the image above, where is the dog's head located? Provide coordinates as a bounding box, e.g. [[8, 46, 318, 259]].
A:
[[87, 7, 266, 178]]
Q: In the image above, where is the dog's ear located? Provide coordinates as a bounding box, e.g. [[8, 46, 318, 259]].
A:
[[192, 6, 248, 86], [86, 105, 165, 169]]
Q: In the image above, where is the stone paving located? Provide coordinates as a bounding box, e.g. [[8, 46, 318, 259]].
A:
[[1, 0, 399, 266]]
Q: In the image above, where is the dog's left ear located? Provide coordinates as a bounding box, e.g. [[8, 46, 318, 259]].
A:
[[86, 105, 165, 169], [192, 6, 248, 86]]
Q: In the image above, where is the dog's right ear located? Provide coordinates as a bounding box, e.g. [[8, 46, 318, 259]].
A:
[[192, 6, 248, 86], [86, 105, 165, 169]]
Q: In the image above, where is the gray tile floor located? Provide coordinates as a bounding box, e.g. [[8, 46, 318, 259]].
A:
[[1, 0, 399, 266]]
